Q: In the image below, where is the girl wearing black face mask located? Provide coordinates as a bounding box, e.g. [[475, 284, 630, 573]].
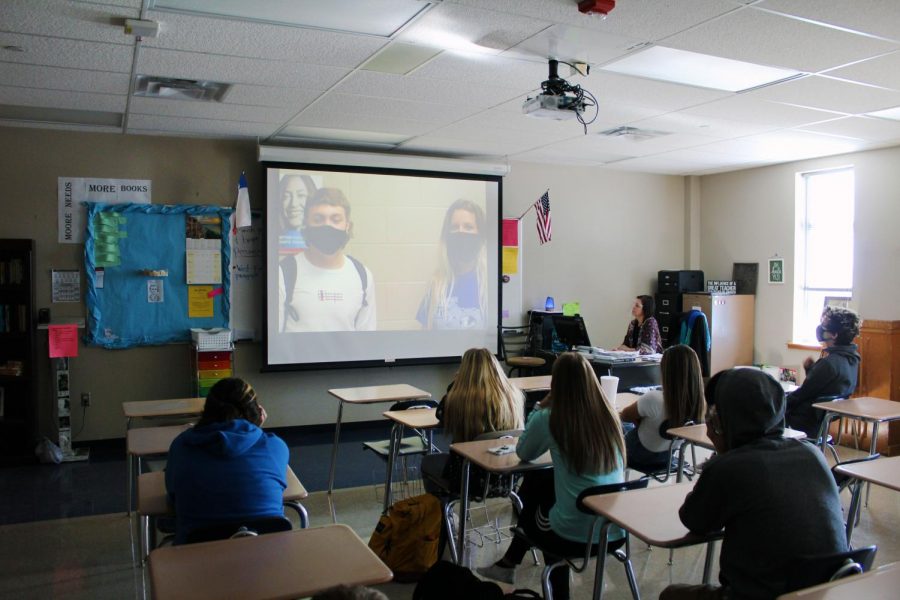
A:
[[417, 199, 487, 330]]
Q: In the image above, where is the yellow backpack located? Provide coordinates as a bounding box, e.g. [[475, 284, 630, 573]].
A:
[[368, 493, 442, 582]]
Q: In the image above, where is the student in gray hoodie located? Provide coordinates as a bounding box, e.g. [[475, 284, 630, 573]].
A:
[[661, 368, 847, 600], [786, 307, 861, 438]]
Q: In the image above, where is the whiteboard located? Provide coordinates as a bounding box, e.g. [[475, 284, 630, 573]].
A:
[[230, 212, 263, 341]]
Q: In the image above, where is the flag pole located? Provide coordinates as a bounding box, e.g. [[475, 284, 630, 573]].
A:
[[517, 188, 549, 220]]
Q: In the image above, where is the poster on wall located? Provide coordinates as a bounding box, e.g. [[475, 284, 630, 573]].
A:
[[58, 178, 151, 244], [768, 257, 785, 284]]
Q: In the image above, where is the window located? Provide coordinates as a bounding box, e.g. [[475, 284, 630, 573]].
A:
[[793, 167, 854, 344]]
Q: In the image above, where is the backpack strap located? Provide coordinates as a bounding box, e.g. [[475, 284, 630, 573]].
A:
[[279, 255, 299, 331], [347, 255, 368, 328]]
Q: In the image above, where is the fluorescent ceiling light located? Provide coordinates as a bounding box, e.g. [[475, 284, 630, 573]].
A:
[[362, 43, 442, 75], [149, 0, 429, 37], [0, 104, 122, 127], [602, 46, 802, 92], [867, 105, 900, 121]]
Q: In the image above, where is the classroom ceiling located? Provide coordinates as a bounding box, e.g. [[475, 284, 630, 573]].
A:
[[3, 0, 900, 175]]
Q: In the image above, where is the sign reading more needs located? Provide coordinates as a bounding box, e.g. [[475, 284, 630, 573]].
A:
[[58, 178, 151, 244]]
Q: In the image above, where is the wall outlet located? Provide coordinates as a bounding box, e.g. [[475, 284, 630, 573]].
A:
[[81, 392, 91, 407]]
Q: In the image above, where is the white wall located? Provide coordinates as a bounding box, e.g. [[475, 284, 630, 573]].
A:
[[699, 145, 900, 371], [505, 162, 686, 349]]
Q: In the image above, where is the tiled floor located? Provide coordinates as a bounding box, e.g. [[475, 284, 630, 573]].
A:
[[0, 445, 897, 599]]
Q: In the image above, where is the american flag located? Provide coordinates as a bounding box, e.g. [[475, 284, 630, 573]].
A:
[[534, 190, 551, 244]]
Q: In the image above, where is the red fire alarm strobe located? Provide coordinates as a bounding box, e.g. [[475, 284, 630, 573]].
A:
[[578, 0, 616, 16]]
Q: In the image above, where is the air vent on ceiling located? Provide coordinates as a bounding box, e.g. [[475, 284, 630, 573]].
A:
[[133, 76, 230, 102], [599, 126, 671, 141]]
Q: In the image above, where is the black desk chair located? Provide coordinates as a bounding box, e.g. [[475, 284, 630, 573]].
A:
[[184, 515, 293, 544], [832, 453, 881, 545], [783, 545, 877, 594], [500, 326, 546, 377], [812, 394, 849, 464], [627, 420, 697, 484], [513, 478, 649, 600]]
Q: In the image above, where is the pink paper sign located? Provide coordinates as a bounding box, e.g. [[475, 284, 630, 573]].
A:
[[502, 219, 519, 247], [48, 324, 79, 358]]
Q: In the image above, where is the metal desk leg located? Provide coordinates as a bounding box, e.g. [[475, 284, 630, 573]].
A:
[[382, 422, 402, 514], [592, 521, 613, 600], [675, 441, 689, 484], [327, 400, 345, 523], [702, 540, 717, 583], [127, 452, 133, 516], [284, 500, 310, 529], [456, 459, 471, 565], [865, 421, 879, 507], [845, 479, 862, 545]]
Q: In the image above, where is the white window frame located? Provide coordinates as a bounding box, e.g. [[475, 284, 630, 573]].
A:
[[792, 166, 855, 344]]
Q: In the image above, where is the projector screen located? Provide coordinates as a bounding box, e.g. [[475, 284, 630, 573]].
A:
[[263, 162, 502, 369]]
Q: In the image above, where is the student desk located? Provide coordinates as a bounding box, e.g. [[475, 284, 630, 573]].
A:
[[666, 424, 806, 483], [126, 423, 193, 515], [122, 397, 205, 430], [775, 560, 900, 599], [450, 437, 552, 565], [833, 454, 900, 544], [136, 466, 309, 563], [582, 482, 723, 600], [510, 375, 552, 393], [812, 397, 900, 457], [381, 407, 439, 512], [327, 384, 431, 521], [148, 524, 393, 600]]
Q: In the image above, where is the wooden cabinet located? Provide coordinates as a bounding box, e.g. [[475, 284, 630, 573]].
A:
[[682, 293, 755, 376], [858, 320, 900, 455], [0, 239, 37, 464]]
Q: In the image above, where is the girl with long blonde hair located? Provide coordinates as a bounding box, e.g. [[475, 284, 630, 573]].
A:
[[478, 353, 626, 599], [421, 348, 524, 493]]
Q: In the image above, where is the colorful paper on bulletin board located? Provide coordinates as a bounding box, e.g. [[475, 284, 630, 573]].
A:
[[502, 219, 519, 247], [563, 302, 580, 317], [502, 247, 518, 274], [188, 285, 215, 318], [48, 324, 79, 358]]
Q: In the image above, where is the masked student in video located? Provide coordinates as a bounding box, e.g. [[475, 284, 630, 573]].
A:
[[785, 306, 861, 438], [277, 173, 316, 255], [417, 199, 488, 330], [165, 378, 288, 545], [278, 187, 376, 332]]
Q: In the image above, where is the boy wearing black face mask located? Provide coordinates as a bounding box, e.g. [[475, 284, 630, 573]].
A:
[[278, 188, 376, 332], [785, 306, 861, 438]]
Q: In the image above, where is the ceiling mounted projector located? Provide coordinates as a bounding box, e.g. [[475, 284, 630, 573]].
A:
[[522, 59, 598, 133]]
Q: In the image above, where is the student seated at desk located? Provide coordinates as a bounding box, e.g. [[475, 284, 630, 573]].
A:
[[478, 353, 626, 600], [786, 306, 861, 438], [616, 294, 663, 355], [619, 344, 705, 470], [421, 348, 524, 494], [165, 378, 288, 544], [661, 369, 847, 600]]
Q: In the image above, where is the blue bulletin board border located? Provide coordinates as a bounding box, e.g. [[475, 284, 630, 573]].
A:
[[84, 202, 232, 349]]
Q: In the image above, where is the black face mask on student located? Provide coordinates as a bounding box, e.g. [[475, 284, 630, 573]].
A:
[[303, 225, 349, 255], [446, 232, 483, 266], [815, 324, 826, 343]]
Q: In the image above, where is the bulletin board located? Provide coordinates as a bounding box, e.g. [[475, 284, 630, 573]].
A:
[[83, 202, 232, 349]]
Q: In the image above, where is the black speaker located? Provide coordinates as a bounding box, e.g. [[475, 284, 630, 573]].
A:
[[658, 270, 704, 293]]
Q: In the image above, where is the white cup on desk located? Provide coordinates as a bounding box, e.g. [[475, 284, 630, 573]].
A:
[[600, 376, 619, 405]]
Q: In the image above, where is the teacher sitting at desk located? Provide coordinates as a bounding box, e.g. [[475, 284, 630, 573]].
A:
[[616, 295, 663, 355]]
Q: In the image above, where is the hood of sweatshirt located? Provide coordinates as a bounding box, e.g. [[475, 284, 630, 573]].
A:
[[710, 368, 785, 451], [824, 343, 860, 365], [180, 419, 263, 457]]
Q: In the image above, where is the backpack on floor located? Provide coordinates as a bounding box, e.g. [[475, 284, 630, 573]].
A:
[[369, 493, 442, 582], [413, 560, 542, 600]]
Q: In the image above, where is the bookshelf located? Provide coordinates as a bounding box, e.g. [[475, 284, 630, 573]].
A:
[[0, 239, 37, 464]]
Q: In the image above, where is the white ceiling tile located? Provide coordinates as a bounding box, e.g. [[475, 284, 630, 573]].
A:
[[127, 114, 277, 137], [663, 8, 898, 73], [0, 63, 130, 94], [0, 0, 138, 45], [334, 70, 523, 109], [825, 51, 900, 91], [399, 135, 533, 156], [689, 129, 868, 161], [757, 0, 900, 42], [445, 0, 739, 42], [137, 47, 350, 89], [681, 95, 843, 127], [293, 92, 477, 126], [456, 106, 595, 140], [509, 150, 620, 167], [430, 115, 577, 146], [529, 129, 722, 159], [797, 116, 900, 143], [129, 96, 297, 122], [221, 84, 323, 109], [503, 23, 641, 65], [747, 75, 900, 114], [627, 111, 776, 139], [0, 34, 134, 71], [142, 10, 387, 68], [75, 0, 143, 8], [592, 72, 732, 112], [398, 2, 551, 53], [288, 111, 435, 137], [607, 155, 718, 175], [0, 85, 125, 112], [411, 52, 548, 90]]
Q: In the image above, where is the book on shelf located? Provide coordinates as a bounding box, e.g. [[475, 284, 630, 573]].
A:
[[0, 258, 24, 285]]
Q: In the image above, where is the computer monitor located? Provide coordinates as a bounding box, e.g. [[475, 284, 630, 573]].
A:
[[552, 315, 591, 349]]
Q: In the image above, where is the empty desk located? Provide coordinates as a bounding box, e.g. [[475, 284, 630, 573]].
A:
[[122, 397, 205, 430], [126, 424, 192, 515], [834, 454, 900, 543], [381, 407, 439, 512]]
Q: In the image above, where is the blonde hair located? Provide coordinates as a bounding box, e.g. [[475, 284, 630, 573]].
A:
[[546, 352, 625, 475], [661, 345, 706, 426], [422, 200, 487, 329], [444, 348, 524, 442]]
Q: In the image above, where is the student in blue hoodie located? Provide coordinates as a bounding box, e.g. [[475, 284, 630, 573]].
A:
[[165, 378, 289, 544]]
